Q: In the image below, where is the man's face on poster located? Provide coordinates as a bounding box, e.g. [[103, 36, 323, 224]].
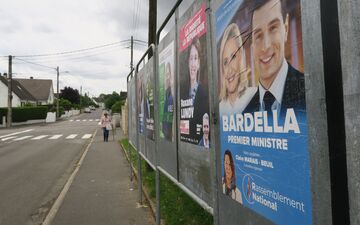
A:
[[252, 0, 288, 86], [202, 116, 209, 138]]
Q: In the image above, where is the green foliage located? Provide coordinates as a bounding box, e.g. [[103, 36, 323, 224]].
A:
[[111, 100, 125, 113], [0, 107, 48, 123], [105, 92, 122, 109], [119, 139, 213, 225], [59, 98, 72, 110]]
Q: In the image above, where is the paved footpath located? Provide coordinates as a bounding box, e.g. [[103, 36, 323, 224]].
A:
[[51, 127, 154, 225]]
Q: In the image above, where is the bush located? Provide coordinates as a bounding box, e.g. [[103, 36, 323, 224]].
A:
[[111, 100, 123, 113], [0, 107, 48, 123]]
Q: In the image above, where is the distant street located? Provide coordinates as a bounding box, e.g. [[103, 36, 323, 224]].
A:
[[0, 109, 103, 225]]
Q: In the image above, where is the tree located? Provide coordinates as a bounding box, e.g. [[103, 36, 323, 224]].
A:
[[104, 92, 122, 109], [60, 86, 80, 104]]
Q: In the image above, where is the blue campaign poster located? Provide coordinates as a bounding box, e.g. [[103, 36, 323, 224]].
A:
[[216, 0, 312, 224]]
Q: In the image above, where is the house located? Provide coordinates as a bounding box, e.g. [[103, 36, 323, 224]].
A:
[[0, 75, 36, 107], [15, 77, 54, 105], [0, 75, 54, 107]]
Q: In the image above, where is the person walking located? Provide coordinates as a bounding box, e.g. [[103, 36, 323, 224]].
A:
[[100, 111, 112, 142]]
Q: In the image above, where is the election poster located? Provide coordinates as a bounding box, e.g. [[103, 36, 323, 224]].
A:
[[179, 3, 211, 148], [159, 41, 175, 142], [137, 69, 145, 135], [216, 0, 311, 224], [144, 62, 155, 140]]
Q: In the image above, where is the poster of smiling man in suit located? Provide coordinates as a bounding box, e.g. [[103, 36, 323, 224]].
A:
[[216, 0, 312, 224]]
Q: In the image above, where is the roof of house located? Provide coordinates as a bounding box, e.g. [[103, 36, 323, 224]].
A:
[[0, 76, 36, 101], [15, 78, 53, 101]]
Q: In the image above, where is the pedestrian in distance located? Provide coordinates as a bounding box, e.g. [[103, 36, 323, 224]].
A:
[[101, 111, 112, 142]]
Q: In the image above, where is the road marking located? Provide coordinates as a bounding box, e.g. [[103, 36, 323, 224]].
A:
[[69, 120, 74, 122], [13, 136, 33, 141], [76, 119, 80, 122], [49, 135, 63, 139], [0, 129, 34, 139], [1, 136, 17, 141], [95, 119, 99, 121], [82, 119, 87, 121], [42, 129, 97, 225], [32, 135, 49, 140], [98, 122, 101, 125], [66, 134, 78, 139], [89, 119, 93, 121], [81, 134, 92, 139]]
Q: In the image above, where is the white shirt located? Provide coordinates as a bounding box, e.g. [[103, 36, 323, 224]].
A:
[[219, 87, 257, 116], [259, 59, 288, 115]]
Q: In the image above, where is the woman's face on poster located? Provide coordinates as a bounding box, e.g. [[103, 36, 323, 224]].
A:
[[188, 44, 200, 84], [222, 38, 241, 95], [224, 154, 233, 182]]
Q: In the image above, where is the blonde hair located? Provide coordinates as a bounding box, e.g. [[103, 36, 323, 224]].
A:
[[219, 23, 248, 101]]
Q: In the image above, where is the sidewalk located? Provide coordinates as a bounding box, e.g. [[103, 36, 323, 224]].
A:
[[51, 127, 154, 225]]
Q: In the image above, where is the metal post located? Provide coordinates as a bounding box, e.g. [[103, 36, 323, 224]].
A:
[[156, 168, 160, 225], [7, 55, 12, 128], [56, 66, 60, 118], [138, 151, 143, 204], [131, 36, 134, 72]]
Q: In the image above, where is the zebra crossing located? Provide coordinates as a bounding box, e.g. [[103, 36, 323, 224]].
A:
[[0, 133, 93, 142], [69, 119, 99, 122]]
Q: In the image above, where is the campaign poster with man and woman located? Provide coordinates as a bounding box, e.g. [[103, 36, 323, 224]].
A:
[[216, 0, 312, 224]]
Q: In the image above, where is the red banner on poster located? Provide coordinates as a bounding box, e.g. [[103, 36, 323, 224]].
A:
[[179, 3, 207, 52]]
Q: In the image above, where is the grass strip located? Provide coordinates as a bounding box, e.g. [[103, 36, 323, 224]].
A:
[[120, 139, 213, 225]]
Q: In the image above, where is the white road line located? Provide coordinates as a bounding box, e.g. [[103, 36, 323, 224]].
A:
[[89, 119, 93, 121], [81, 134, 92, 139], [1, 136, 17, 141], [13, 136, 33, 141], [0, 129, 34, 139], [95, 119, 99, 121], [82, 119, 87, 121], [76, 119, 80, 122], [98, 122, 101, 125], [31, 135, 49, 140], [66, 134, 78, 139], [69, 120, 74, 122], [49, 135, 63, 140]]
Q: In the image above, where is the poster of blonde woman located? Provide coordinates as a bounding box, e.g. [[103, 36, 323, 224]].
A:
[[216, 0, 311, 224]]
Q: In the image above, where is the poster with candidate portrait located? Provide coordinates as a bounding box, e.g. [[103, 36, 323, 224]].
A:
[[159, 41, 175, 142], [179, 3, 211, 148], [144, 61, 155, 141], [137, 68, 145, 135], [216, 0, 312, 224]]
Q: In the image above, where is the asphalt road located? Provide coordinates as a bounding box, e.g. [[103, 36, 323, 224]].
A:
[[0, 109, 103, 225]]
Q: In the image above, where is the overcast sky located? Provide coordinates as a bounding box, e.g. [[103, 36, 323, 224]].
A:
[[0, 0, 192, 97]]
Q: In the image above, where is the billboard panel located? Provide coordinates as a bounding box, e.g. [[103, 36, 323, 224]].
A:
[[179, 2, 211, 148], [216, 0, 312, 224], [159, 41, 176, 142]]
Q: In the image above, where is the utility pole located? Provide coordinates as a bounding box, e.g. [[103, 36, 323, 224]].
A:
[[80, 86, 82, 108], [56, 66, 60, 118], [131, 36, 134, 72], [7, 55, 12, 128], [148, 0, 157, 58]]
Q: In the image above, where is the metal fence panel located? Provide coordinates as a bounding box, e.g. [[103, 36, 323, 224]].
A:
[[144, 58, 156, 167], [177, 0, 213, 206], [213, 0, 317, 224], [158, 28, 178, 178], [129, 77, 137, 146]]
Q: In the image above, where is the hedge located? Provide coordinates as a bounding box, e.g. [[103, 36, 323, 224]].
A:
[[0, 107, 48, 124]]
